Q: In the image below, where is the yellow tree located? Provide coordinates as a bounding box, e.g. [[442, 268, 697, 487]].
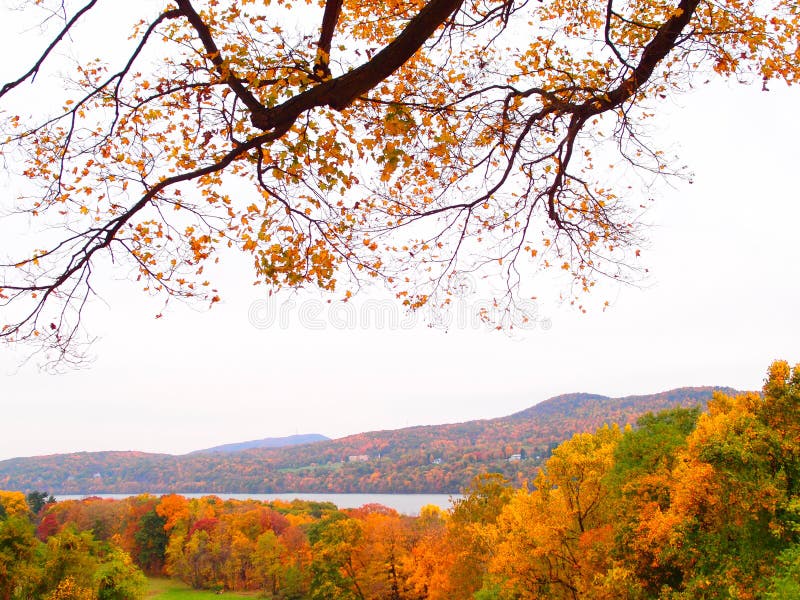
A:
[[439, 473, 514, 599], [486, 424, 623, 599], [0, 491, 30, 519], [308, 515, 368, 600], [351, 506, 417, 600], [405, 504, 454, 600], [252, 530, 294, 597], [45, 577, 93, 600], [0, 0, 797, 360]]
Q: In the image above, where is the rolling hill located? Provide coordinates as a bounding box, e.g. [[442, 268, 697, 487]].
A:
[[0, 386, 739, 494], [188, 433, 331, 455]]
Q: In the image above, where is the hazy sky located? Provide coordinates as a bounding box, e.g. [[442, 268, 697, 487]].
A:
[[1, 5, 798, 462]]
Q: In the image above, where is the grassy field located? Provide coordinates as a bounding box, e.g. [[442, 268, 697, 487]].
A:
[[146, 577, 261, 599]]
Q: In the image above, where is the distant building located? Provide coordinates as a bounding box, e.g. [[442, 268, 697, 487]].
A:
[[508, 454, 522, 463], [348, 454, 369, 462], [431, 458, 442, 465]]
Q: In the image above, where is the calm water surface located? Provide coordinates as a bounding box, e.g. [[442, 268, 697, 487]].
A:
[[55, 493, 459, 515]]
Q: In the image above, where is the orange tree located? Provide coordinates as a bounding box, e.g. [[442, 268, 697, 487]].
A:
[[0, 0, 797, 359]]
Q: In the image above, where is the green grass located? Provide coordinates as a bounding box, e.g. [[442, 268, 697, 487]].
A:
[[146, 577, 261, 599]]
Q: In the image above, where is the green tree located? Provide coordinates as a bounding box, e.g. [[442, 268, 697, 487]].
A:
[[36, 527, 100, 598], [764, 532, 800, 600], [26, 491, 56, 517], [608, 407, 700, 497], [94, 546, 147, 600], [252, 529, 308, 599], [253, 530, 284, 598], [0, 514, 42, 600], [133, 509, 168, 575], [309, 515, 367, 600]]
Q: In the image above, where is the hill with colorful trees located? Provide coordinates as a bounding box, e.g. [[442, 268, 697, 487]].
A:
[[2, 361, 799, 599], [0, 387, 737, 494]]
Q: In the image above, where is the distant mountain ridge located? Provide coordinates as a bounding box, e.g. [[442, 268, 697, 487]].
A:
[[187, 433, 330, 455], [0, 386, 741, 494]]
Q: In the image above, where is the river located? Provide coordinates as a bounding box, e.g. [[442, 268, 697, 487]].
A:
[[55, 492, 459, 515]]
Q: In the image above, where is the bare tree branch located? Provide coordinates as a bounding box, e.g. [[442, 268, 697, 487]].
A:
[[0, 0, 99, 98]]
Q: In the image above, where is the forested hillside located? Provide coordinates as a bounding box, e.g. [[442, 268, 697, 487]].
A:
[[0, 387, 735, 494], [2, 362, 797, 599]]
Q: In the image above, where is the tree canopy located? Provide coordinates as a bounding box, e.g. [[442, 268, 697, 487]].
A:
[[0, 0, 797, 360]]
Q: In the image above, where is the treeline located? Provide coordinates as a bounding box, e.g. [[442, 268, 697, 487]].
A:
[[0, 387, 734, 494], [0, 491, 146, 599], [2, 362, 799, 598]]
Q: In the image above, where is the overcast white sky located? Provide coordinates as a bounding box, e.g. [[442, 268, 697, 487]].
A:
[[1, 5, 798, 462]]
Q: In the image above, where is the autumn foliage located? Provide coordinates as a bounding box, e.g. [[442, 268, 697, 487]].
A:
[[0, 0, 797, 360], [0, 387, 730, 494], [3, 360, 800, 597]]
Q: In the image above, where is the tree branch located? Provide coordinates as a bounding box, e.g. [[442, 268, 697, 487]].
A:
[[600, 0, 701, 111], [0, 0, 99, 98], [313, 0, 344, 80], [175, 0, 267, 115], [251, 0, 465, 130]]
